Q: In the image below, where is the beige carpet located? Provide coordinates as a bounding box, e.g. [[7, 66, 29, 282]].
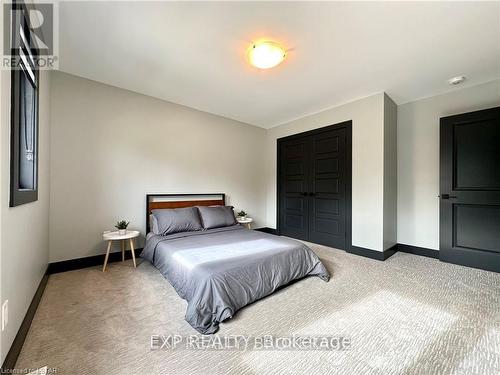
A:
[[16, 243, 500, 375]]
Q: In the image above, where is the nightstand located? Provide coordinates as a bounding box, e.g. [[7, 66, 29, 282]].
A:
[[102, 230, 140, 271], [236, 217, 253, 229]]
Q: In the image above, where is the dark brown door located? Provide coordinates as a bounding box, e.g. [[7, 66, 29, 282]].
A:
[[440, 106, 500, 273], [308, 128, 347, 249], [278, 122, 351, 250], [278, 137, 310, 241]]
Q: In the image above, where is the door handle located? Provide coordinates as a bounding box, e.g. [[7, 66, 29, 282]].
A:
[[300, 192, 308, 196], [309, 192, 316, 197], [439, 194, 458, 200]]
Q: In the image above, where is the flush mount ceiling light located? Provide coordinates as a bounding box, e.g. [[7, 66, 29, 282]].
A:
[[448, 76, 466, 86], [248, 41, 286, 69]]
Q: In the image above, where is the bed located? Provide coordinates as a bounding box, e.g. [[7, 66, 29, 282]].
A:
[[141, 194, 330, 334]]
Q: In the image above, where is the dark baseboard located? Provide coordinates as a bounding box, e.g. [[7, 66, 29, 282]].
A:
[[47, 248, 143, 274], [349, 244, 398, 261], [1, 268, 49, 372], [398, 244, 439, 259], [255, 227, 278, 235], [384, 244, 399, 260]]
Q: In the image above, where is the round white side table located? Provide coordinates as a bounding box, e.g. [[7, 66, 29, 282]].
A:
[[102, 230, 140, 272], [236, 217, 253, 229]]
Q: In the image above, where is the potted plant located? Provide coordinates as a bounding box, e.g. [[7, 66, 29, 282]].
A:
[[237, 210, 247, 220], [115, 220, 129, 236]]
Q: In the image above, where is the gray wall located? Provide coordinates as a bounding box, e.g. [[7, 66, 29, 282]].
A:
[[265, 93, 388, 251], [49, 72, 267, 262], [397, 79, 500, 250], [383, 94, 398, 250], [0, 67, 51, 362]]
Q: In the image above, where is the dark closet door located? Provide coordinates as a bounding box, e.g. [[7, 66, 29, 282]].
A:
[[278, 122, 351, 250], [308, 127, 347, 249], [440, 106, 500, 273], [278, 137, 311, 241]]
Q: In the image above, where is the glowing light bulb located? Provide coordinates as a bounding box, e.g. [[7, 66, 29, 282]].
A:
[[248, 41, 286, 69]]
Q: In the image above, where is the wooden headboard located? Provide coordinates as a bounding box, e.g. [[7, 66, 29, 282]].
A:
[[146, 193, 226, 233]]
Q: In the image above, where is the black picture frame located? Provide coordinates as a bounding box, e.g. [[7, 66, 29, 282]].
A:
[[9, 1, 40, 207]]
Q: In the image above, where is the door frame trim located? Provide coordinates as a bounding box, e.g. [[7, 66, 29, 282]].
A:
[[276, 120, 352, 251]]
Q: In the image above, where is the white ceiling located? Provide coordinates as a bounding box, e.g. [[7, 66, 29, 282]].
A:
[[58, 1, 500, 128]]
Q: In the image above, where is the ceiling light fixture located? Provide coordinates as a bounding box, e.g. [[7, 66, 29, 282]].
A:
[[448, 76, 466, 86], [248, 41, 286, 69]]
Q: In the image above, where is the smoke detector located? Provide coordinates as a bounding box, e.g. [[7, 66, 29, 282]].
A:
[[448, 76, 466, 86]]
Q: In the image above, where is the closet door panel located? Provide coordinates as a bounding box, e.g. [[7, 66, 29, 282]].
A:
[[308, 128, 347, 249], [278, 137, 310, 240]]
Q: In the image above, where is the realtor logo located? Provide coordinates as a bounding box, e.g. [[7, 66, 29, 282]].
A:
[[3, 2, 58, 69]]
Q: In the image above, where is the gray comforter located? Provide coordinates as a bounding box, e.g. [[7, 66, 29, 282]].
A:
[[141, 225, 330, 334]]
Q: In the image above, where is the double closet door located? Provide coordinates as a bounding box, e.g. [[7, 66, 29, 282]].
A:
[[278, 122, 351, 250]]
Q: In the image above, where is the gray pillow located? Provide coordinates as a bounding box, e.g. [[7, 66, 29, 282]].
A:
[[197, 206, 237, 229], [151, 207, 203, 235], [149, 214, 159, 234]]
